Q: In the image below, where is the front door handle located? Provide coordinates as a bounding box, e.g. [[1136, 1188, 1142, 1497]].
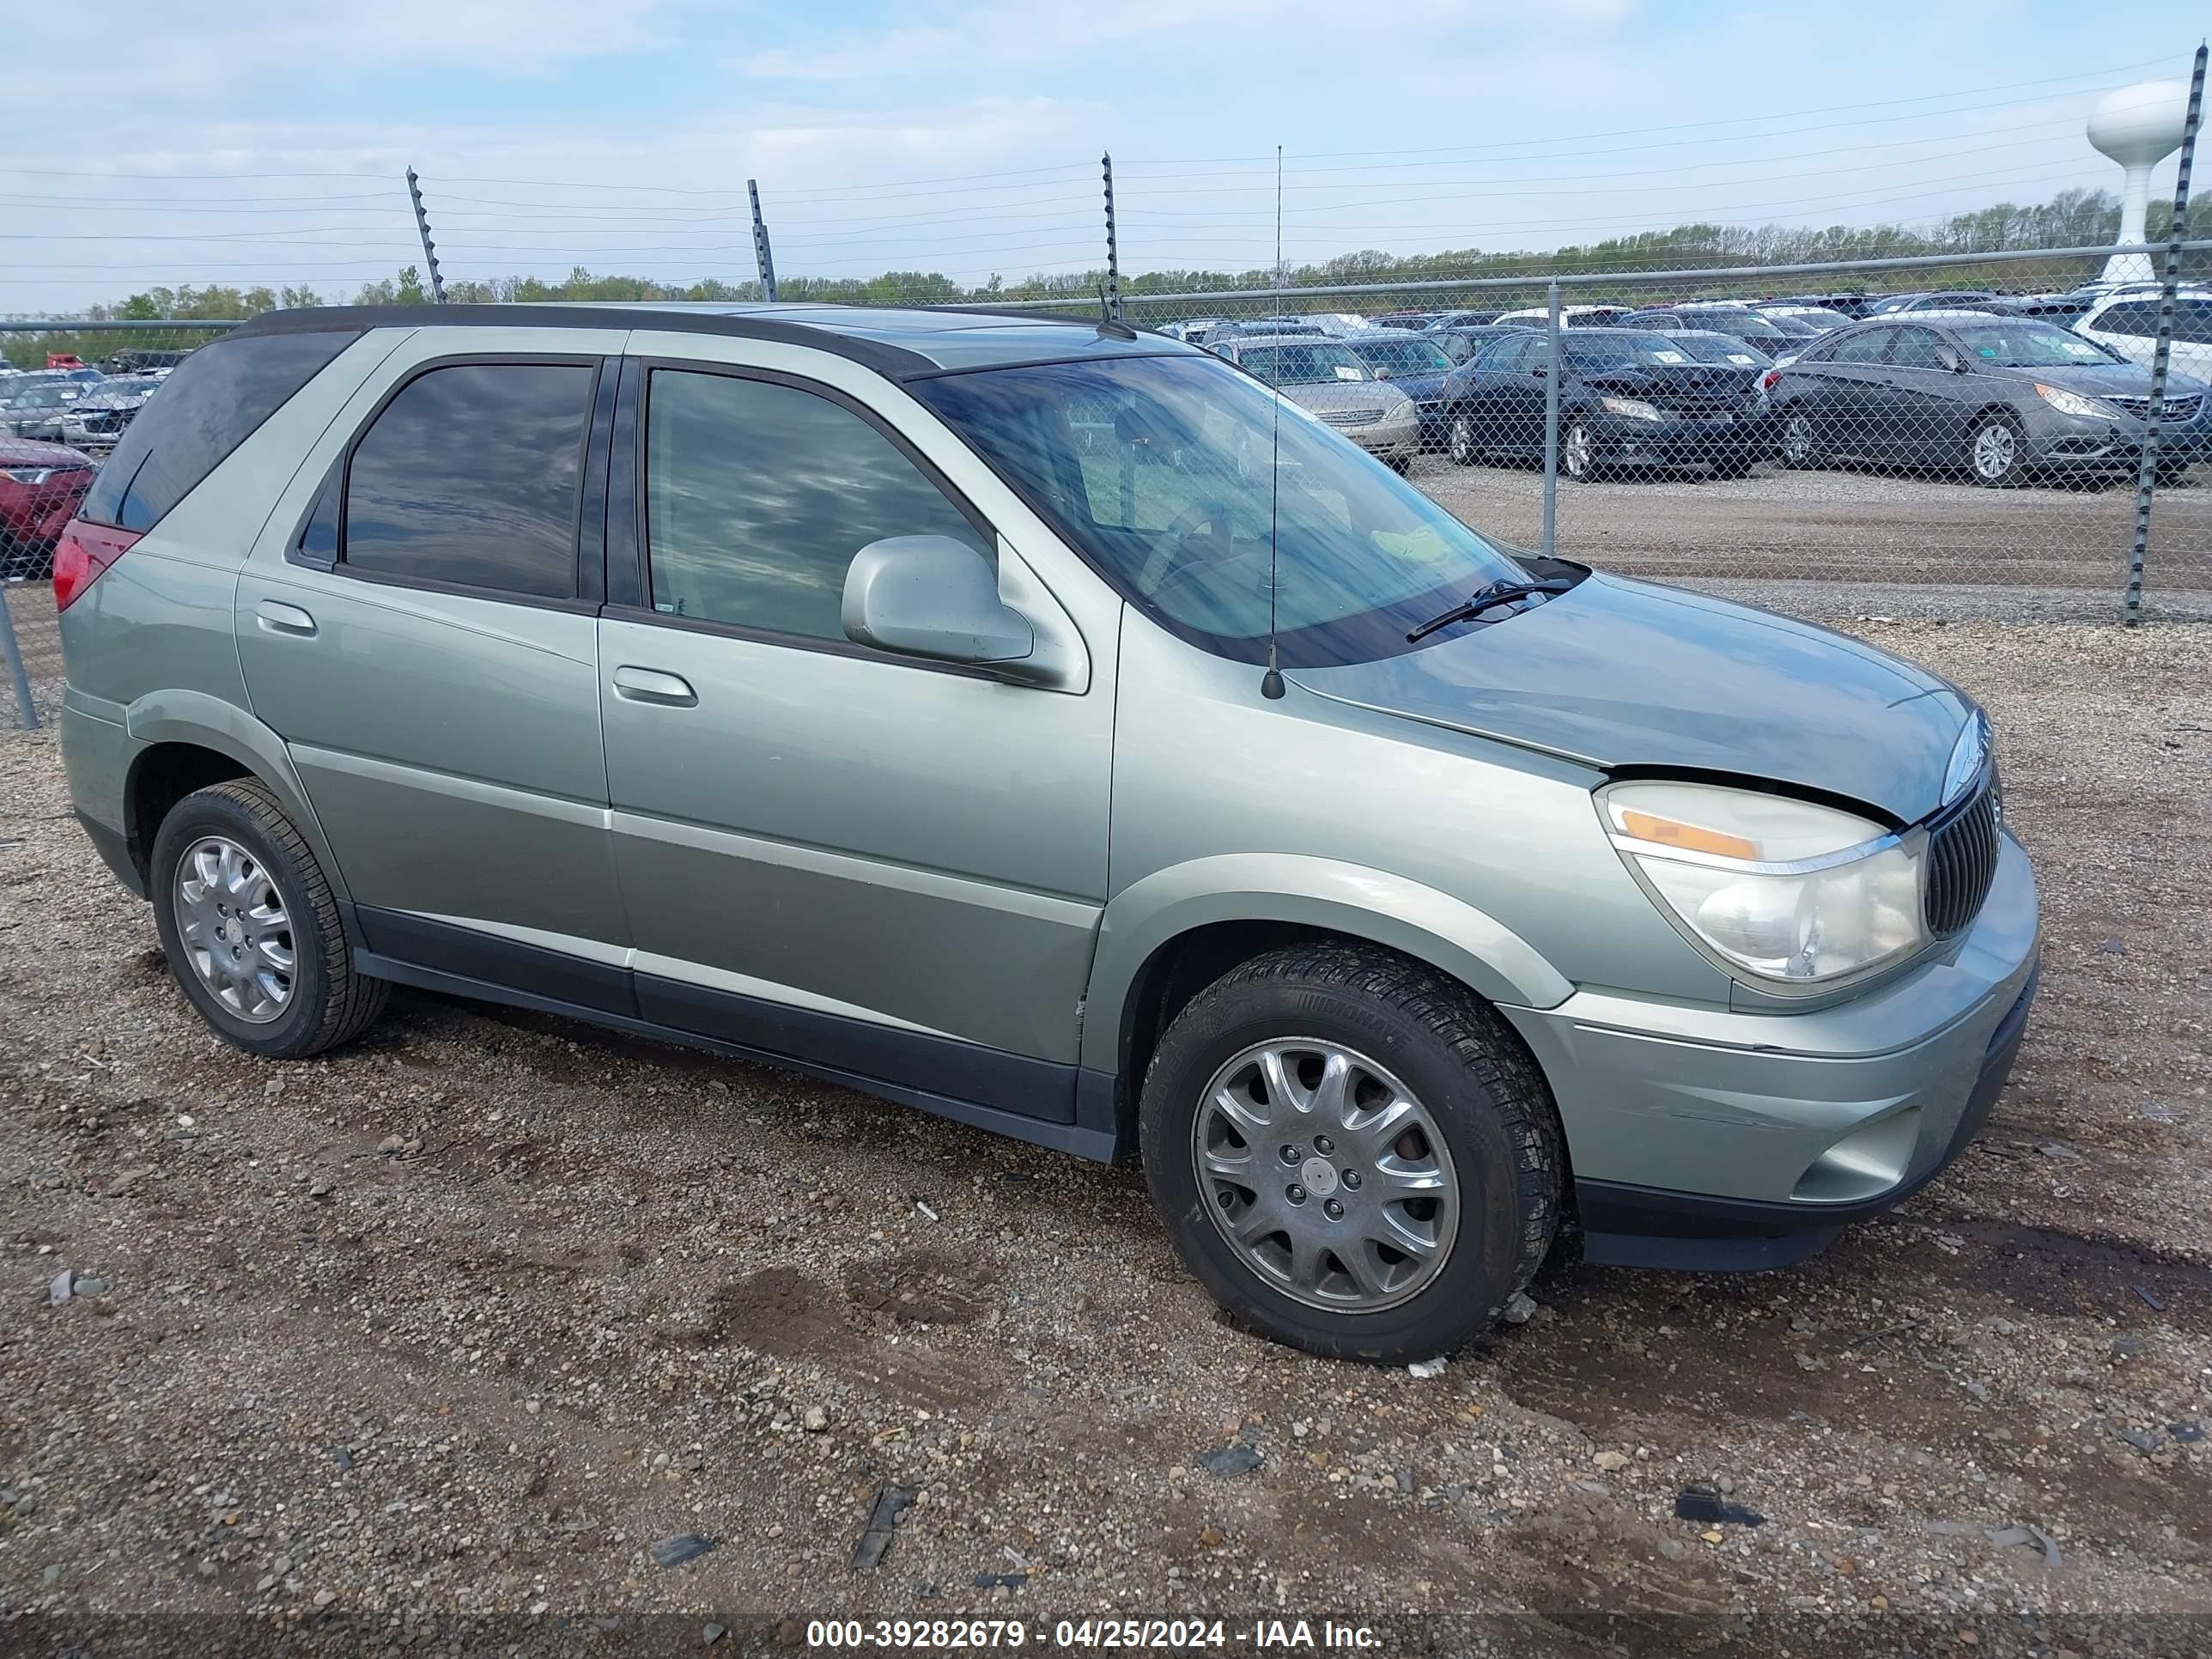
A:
[[611, 665, 698, 707], [256, 600, 317, 636]]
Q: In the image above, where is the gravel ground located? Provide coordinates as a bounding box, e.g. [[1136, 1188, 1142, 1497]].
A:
[[3, 614, 2209, 1656]]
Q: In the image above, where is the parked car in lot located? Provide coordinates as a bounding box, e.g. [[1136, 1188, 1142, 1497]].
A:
[[1771, 313, 2210, 486], [1493, 303, 1636, 330], [1638, 306, 1801, 355], [1443, 327, 1776, 477], [52, 303, 2039, 1362], [0, 380, 80, 443], [1209, 333, 1421, 468], [2071, 285, 2212, 383], [1756, 305, 1855, 334], [1341, 331, 1458, 448], [1368, 310, 1443, 331], [1426, 308, 1506, 331], [98, 347, 195, 376], [0, 435, 97, 580], [62, 374, 164, 453]]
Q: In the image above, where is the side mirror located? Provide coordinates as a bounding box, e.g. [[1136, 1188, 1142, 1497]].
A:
[[842, 535, 1034, 671], [1937, 347, 1966, 374], [1371, 367, 1392, 381]]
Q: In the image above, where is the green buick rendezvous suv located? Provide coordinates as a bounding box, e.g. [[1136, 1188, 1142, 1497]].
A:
[[53, 303, 2038, 1360]]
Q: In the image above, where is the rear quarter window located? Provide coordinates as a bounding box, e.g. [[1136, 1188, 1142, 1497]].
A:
[[79, 327, 362, 532]]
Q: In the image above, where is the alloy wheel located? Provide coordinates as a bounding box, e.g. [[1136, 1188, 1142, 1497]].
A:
[[1563, 422, 1595, 480], [1449, 414, 1474, 465], [1783, 412, 1815, 466], [1191, 1038, 1461, 1314], [1972, 418, 2018, 483], [173, 836, 295, 1024]]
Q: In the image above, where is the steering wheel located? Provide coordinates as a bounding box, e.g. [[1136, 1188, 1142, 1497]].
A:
[[1137, 501, 1239, 595]]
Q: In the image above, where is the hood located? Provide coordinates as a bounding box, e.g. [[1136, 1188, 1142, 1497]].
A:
[[2003, 360, 2206, 400], [1286, 574, 1972, 823], [0, 434, 93, 467]]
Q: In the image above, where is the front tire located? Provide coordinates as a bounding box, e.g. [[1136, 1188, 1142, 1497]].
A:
[[150, 780, 388, 1060], [1139, 944, 1563, 1362], [1967, 410, 2029, 487], [1447, 412, 1478, 466], [1561, 417, 1597, 482]]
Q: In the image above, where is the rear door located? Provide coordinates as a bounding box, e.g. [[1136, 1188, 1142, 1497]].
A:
[[1813, 325, 1896, 452], [234, 330, 635, 1002]]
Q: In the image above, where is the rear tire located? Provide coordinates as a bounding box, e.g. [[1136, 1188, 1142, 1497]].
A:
[[149, 780, 388, 1060], [1779, 409, 1824, 469], [1139, 943, 1563, 1363]]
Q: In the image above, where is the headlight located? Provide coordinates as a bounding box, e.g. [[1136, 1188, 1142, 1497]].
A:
[[2033, 383, 2119, 420], [1601, 396, 1663, 422], [1600, 781, 1926, 987], [2, 467, 54, 484]]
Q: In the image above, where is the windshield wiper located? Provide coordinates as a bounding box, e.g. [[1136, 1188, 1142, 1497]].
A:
[[1405, 576, 1575, 643]]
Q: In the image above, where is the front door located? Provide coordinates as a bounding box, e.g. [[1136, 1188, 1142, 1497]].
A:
[[596, 357, 1114, 1124]]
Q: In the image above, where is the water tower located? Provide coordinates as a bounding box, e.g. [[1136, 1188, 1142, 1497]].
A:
[[2087, 80, 2191, 282]]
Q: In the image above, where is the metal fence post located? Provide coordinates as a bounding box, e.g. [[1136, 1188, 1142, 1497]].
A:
[[1540, 278, 1562, 558], [404, 167, 447, 304], [1, 591, 38, 731], [1102, 153, 1123, 322], [2123, 42, 2206, 626], [749, 180, 779, 303]]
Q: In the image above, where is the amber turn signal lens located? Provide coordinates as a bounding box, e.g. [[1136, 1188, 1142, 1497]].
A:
[[1616, 808, 1759, 861]]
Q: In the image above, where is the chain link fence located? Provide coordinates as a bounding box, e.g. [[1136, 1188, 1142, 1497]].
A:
[[5, 252, 2210, 655], [1043, 243, 2211, 623]]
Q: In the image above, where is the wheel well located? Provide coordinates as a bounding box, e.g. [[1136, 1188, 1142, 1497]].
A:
[[1111, 918, 1582, 1225], [125, 743, 253, 882]]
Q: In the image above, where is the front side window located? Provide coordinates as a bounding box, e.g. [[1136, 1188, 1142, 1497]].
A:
[[644, 369, 988, 642], [1887, 327, 1949, 368], [910, 352, 1531, 668], [2092, 300, 2154, 338], [343, 361, 595, 599], [1350, 339, 1453, 377], [1473, 336, 1529, 372]]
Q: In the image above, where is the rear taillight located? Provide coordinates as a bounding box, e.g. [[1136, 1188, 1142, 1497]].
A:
[[1759, 368, 1782, 392], [52, 520, 141, 611]]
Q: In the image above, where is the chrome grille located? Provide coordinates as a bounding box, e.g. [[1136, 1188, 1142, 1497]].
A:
[[2105, 393, 2203, 423], [1318, 407, 1380, 428], [1924, 778, 2001, 938]]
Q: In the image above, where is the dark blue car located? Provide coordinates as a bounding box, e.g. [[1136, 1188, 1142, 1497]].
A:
[[1344, 332, 1459, 450]]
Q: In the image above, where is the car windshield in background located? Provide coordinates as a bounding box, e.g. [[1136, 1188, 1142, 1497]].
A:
[[84, 377, 163, 404], [1234, 343, 1370, 386], [910, 353, 1528, 667], [1672, 335, 1772, 367], [1770, 307, 1852, 329], [1562, 332, 1701, 371], [1950, 323, 2122, 368], [1349, 338, 1453, 375]]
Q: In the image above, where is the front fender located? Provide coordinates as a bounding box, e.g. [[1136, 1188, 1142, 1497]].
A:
[[1080, 853, 1573, 1074], [124, 688, 351, 903]]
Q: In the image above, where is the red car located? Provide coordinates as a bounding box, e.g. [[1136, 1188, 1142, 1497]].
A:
[[0, 434, 97, 581]]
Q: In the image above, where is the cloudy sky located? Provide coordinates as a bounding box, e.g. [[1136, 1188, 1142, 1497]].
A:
[[2, 0, 2203, 313]]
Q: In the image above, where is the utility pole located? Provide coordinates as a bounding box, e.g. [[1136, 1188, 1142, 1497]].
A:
[[749, 180, 779, 303], [1102, 153, 1122, 322], [404, 167, 447, 303]]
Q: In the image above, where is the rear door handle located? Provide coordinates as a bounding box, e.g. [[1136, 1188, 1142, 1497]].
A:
[[611, 665, 698, 707], [256, 600, 317, 636]]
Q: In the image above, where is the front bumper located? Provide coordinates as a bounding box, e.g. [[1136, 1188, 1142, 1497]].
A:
[[1589, 410, 1772, 471], [1504, 830, 2040, 1271], [1348, 412, 1420, 461], [2023, 408, 2212, 469]]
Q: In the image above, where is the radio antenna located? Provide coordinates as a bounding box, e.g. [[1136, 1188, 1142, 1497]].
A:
[[1260, 143, 1286, 701]]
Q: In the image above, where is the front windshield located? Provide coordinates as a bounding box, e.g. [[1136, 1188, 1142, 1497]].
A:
[[1350, 338, 1452, 375], [1235, 343, 1370, 386], [910, 353, 1530, 666], [1950, 323, 2122, 368], [1771, 307, 1851, 330]]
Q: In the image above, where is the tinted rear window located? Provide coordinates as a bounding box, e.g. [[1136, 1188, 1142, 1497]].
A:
[[342, 361, 595, 599], [80, 328, 361, 532]]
